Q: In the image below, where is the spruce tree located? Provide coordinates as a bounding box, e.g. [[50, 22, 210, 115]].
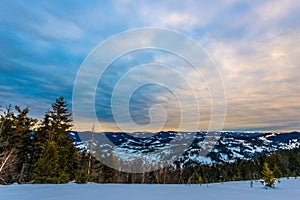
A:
[[33, 97, 78, 183], [0, 106, 36, 183], [12, 106, 37, 182], [273, 164, 282, 180], [33, 141, 61, 183], [37, 96, 72, 142], [261, 162, 276, 188]]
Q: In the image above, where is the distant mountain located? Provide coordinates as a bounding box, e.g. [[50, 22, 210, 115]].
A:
[[70, 131, 300, 167], [179, 131, 300, 166]]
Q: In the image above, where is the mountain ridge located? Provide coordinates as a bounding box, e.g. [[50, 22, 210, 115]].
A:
[[70, 131, 300, 167]]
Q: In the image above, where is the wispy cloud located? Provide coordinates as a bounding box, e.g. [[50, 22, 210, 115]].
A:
[[0, 0, 299, 131]]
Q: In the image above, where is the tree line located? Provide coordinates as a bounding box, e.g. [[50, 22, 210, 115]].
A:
[[0, 97, 77, 184], [83, 146, 299, 188], [1, 97, 299, 187]]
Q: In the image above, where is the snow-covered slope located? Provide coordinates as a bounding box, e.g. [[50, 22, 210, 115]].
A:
[[1, 178, 299, 200], [73, 131, 300, 166]]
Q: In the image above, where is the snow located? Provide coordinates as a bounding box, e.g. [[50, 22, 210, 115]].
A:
[[76, 131, 300, 166], [68, 132, 75, 136], [1, 178, 299, 200]]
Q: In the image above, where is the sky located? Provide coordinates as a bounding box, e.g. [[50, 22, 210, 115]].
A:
[[0, 0, 300, 132]]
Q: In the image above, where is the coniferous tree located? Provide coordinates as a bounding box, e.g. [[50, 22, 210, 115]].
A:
[[12, 106, 37, 182], [0, 106, 16, 184], [0, 106, 36, 184], [273, 164, 282, 183], [273, 164, 282, 179], [33, 97, 78, 183], [0, 106, 17, 184], [261, 162, 276, 188], [33, 140, 61, 183]]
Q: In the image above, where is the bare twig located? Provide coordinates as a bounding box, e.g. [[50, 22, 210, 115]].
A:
[[87, 124, 95, 179], [0, 148, 16, 174]]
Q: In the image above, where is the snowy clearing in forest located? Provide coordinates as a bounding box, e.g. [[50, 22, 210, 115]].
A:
[[0, 178, 299, 200]]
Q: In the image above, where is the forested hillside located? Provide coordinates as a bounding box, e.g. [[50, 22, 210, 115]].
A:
[[1, 97, 299, 187]]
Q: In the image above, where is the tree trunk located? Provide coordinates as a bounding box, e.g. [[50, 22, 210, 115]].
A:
[[87, 125, 95, 179]]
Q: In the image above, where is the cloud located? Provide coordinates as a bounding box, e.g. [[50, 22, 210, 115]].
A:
[[207, 26, 300, 131], [30, 14, 83, 40], [254, 0, 299, 24], [0, 0, 299, 131]]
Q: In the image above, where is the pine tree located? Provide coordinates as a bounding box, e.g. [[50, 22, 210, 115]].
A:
[[33, 97, 78, 184], [33, 141, 61, 183], [37, 96, 72, 142], [0, 106, 36, 184], [273, 164, 282, 180], [12, 106, 37, 182], [261, 162, 276, 188]]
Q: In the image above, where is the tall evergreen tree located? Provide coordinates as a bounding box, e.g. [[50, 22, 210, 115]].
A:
[[33, 97, 78, 183], [33, 141, 62, 183], [37, 96, 72, 142], [0, 106, 36, 184]]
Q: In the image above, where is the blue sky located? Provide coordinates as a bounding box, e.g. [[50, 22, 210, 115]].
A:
[[1, 0, 300, 132]]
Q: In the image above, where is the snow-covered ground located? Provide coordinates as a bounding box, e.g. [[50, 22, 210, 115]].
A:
[[0, 178, 299, 200]]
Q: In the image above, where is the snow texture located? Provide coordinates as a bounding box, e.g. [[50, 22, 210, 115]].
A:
[[0, 178, 299, 200], [76, 131, 300, 166]]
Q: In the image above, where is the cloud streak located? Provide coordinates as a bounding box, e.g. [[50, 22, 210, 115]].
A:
[[0, 0, 299, 131]]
